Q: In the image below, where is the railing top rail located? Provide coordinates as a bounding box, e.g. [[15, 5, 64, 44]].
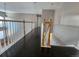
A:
[[0, 19, 36, 23]]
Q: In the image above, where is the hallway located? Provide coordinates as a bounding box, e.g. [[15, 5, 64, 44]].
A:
[[1, 2, 79, 57]]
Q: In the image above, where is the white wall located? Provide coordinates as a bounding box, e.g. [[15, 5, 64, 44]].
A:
[[60, 2, 79, 26], [53, 25, 79, 46], [51, 2, 79, 48]]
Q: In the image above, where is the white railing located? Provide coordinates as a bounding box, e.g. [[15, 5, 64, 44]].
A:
[[0, 19, 36, 55]]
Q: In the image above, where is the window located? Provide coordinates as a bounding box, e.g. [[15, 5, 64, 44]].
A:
[[0, 16, 21, 47], [0, 31, 4, 39], [0, 21, 4, 39]]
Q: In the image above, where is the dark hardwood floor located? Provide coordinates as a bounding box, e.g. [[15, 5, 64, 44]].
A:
[[15, 34, 79, 57]]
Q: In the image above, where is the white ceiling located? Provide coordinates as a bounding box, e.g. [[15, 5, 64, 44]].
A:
[[0, 2, 63, 14], [1, 2, 79, 14]]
